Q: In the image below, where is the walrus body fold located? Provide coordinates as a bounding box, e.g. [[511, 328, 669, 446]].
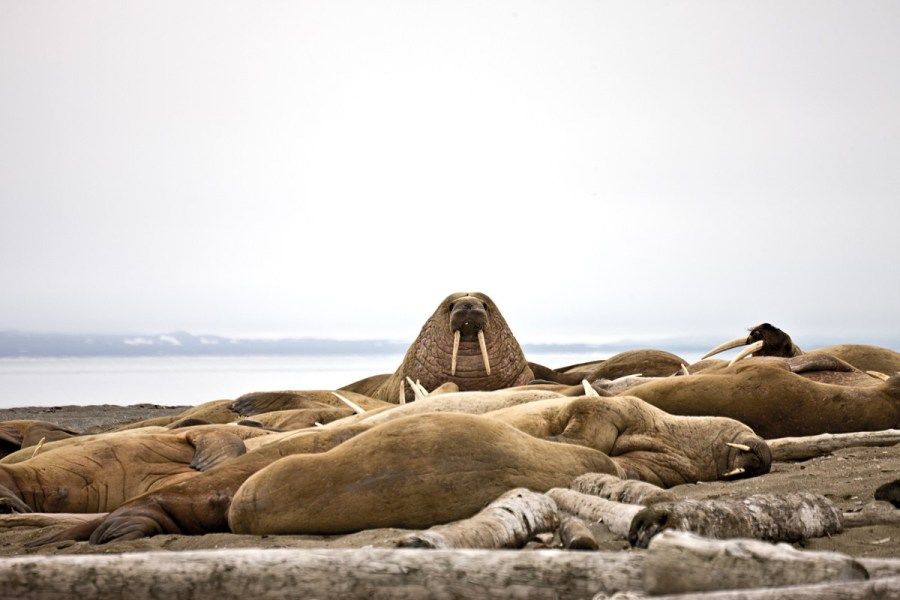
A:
[[0, 425, 269, 513]]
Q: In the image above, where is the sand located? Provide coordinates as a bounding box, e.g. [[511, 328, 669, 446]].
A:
[[0, 404, 897, 558]]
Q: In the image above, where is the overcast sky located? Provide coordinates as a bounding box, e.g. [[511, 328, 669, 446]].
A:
[[1, 1, 898, 344]]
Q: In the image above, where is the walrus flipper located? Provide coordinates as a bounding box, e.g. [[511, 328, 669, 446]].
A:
[[24, 514, 107, 548], [0, 485, 31, 514], [187, 431, 247, 472]]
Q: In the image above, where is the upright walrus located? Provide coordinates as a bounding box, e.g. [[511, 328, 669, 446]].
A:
[[341, 292, 534, 403]]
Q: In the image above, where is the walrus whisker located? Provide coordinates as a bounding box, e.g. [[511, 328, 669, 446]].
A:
[[722, 467, 745, 477], [406, 377, 427, 402], [725, 442, 752, 451], [702, 336, 750, 359], [582, 379, 600, 397], [451, 330, 460, 376], [728, 340, 765, 366], [867, 371, 890, 381], [331, 392, 366, 414], [477, 329, 491, 375], [30, 437, 46, 459]]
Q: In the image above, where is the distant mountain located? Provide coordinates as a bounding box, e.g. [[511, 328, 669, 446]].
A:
[[1, 330, 896, 358]]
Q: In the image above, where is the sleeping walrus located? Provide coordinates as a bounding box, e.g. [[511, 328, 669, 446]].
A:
[[340, 292, 534, 403], [40, 392, 768, 544]]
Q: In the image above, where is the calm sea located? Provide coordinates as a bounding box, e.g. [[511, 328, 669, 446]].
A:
[[0, 352, 706, 408]]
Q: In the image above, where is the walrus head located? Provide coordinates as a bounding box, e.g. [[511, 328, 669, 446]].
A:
[[381, 292, 532, 402], [702, 323, 802, 365]]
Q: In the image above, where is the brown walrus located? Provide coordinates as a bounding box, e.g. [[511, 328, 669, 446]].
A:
[[0, 424, 270, 514], [701, 323, 900, 376], [555, 349, 689, 379], [625, 358, 900, 438], [0, 420, 80, 458], [45, 391, 768, 544], [339, 292, 534, 403], [227, 400, 769, 535], [229, 390, 392, 417]]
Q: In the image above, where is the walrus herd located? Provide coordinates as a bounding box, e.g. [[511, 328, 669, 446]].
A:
[[0, 291, 897, 548]]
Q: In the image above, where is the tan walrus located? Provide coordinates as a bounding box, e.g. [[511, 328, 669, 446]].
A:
[[0, 424, 270, 513], [701, 323, 900, 376], [226, 400, 769, 535], [0, 420, 80, 458], [625, 357, 900, 438], [339, 292, 534, 403], [43, 391, 768, 544]]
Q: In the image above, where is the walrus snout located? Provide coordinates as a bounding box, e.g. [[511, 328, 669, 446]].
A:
[[449, 300, 488, 339], [702, 323, 798, 365], [721, 436, 771, 480]]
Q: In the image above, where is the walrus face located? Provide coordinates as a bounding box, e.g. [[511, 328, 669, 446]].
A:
[[446, 293, 495, 378], [718, 433, 771, 481], [702, 323, 797, 365]]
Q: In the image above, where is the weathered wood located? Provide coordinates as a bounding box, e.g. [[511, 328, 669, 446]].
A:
[[767, 429, 900, 462], [642, 530, 869, 595], [547, 488, 642, 538], [632, 576, 900, 599], [396, 488, 559, 549], [570, 473, 675, 506], [0, 513, 106, 531], [629, 492, 843, 548], [559, 515, 599, 550], [0, 548, 646, 600]]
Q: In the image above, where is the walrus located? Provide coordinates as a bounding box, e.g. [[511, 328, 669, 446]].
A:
[[0, 420, 80, 458], [0, 424, 270, 514], [702, 323, 900, 375], [625, 358, 900, 438], [339, 292, 534, 403], [48, 390, 766, 544], [229, 389, 392, 417], [227, 401, 769, 535], [556, 349, 689, 379]]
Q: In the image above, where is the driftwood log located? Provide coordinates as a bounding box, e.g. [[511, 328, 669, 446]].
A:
[[628, 492, 843, 548], [547, 488, 643, 538], [0, 548, 646, 600], [570, 473, 676, 505], [559, 515, 599, 550], [396, 488, 558, 549], [767, 429, 900, 462], [619, 576, 900, 600]]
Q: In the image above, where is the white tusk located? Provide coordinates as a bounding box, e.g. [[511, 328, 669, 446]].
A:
[[725, 442, 752, 451], [314, 422, 324, 428], [477, 329, 491, 376], [398, 379, 406, 404], [722, 467, 745, 477], [728, 340, 765, 366], [702, 336, 751, 359], [415, 379, 429, 396], [451, 330, 460, 376], [867, 371, 890, 381], [331, 391, 366, 414], [406, 376, 427, 402], [30, 437, 46, 459], [680, 364, 690, 376], [582, 379, 600, 397]]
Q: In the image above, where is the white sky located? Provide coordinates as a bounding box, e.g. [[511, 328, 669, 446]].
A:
[[1, 1, 898, 343]]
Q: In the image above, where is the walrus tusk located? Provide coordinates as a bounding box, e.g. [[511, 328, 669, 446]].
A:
[[398, 379, 406, 404], [728, 340, 765, 366], [680, 364, 690, 376], [406, 377, 427, 402], [314, 422, 324, 428], [477, 329, 491, 376], [30, 437, 46, 459], [867, 371, 890, 381], [415, 379, 429, 397], [722, 467, 745, 477], [331, 392, 366, 414], [451, 330, 460, 376], [582, 379, 600, 397], [702, 336, 750, 359], [725, 442, 752, 451]]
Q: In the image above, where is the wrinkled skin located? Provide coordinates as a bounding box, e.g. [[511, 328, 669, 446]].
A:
[[626, 358, 900, 438], [0, 425, 269, 514], [342, 292, 534, 403], [46, 391, 769, 544]]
